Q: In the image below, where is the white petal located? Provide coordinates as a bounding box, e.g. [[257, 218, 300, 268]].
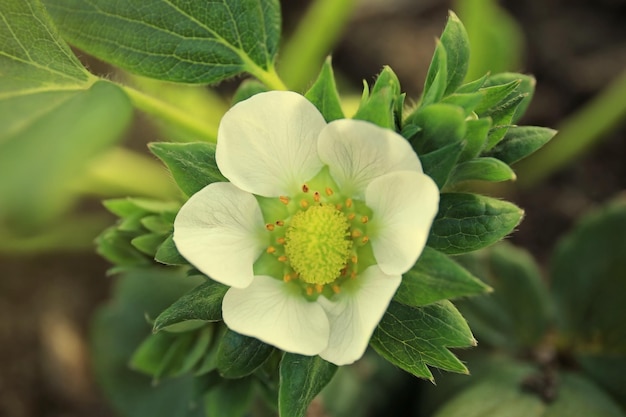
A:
[[216, 91, 326, 197], [366, 170, 439, 275], [317, 266, 401, 365], [173, 182, 267, 288], [223, 275, 330, 355], [317, 119, 422, 197]]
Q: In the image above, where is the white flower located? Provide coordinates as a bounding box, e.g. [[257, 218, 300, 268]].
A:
[[173, 91, 439, 366]]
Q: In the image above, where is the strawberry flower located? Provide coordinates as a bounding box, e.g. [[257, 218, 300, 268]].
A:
[[174, 91, 439, 365]]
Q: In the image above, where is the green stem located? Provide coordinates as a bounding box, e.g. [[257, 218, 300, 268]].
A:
[[119, 84, 218, 142], [516, 70, 626, 187], [70, 147, 181, 200], [278, 0, 357, 91]]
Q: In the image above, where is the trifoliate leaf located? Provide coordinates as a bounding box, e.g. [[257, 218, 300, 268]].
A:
[[279, 354, 338, 417], [216, 329, 274, 378], [427, 193, 524, 255], [305, 57, 344, 122], [44, 0, 282, 84], [371, 301, 475, 380]]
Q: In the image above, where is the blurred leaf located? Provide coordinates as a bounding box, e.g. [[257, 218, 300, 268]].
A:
[[448, 157, 516, 185], [419, 141, 465, 189], [551, 198, 626, 353], [577, 355, 626, 409], [44, 0, 281, 84], [485, 126, 556, 165], [204, 378, 255, 417], [305, 57, 344, 122], [427, 193, 524, 255], [149, 142, 226, 197], [91, 268, 205, 417], [216, 329, 274, 378], [154, 279, 228, 332], [279, 354, 337, 417], [407, 104, 466, 155], [440, 11, 470, 95], [371, 301, 475, 380], [395, 247, 490, 307]]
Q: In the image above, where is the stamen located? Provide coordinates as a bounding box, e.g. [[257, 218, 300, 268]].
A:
[[347, 213, 356, 221], [325, 187, 334, 196], [361, 215, 369, 223], [351, 255, 358, 264], [283, 273, 292, 282], [302, 184, 309, 193], [361, 236, 370, 244], [345, 198, 353, 208], [336, 203, 343, 210], [352, 230, 362, 238], [313, 191, 321, 202], [300, 200, 309, 209], [350, 271, 357, 279], [266, 223, 275, 231], [315, 284, 324, 293], [266, 246, 276, 254], [306, 286, 314, 296], [277, 237, 286, 245], [279, 196, 290, 205], [278, 255, 288, 262], [275, 220, 284, 227], [332, 285, 341, 294]]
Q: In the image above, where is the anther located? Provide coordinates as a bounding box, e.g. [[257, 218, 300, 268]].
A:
[[361, 215, 369, 223], [275, 220, 284, 227], [351, 255, 358, 264], [279, 196, 290, 205], [315, 284, 324, 293], [278, 255, 288, 262], [300, 200, 309, 209], [347, 213, 356, 221], [266, 223, 275, 231], [277, 237, 286, 245], [361, 236, 369, 244], [332, 285, 341, 294], [336, 203, 343, 210], [267, 246, 276, 254], [302, 184, 309, 193], [345, 198, 353, 208], [325, 187, 334, 196], [283, 273, 292, 282], [350, 271, 357, 279], [306, 287, 314, 296], [313, 192, 321, 202], [352, 230, 362, 238]]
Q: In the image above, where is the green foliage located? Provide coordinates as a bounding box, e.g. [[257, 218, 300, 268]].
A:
[[394, 247, 490, 307], [427, 193, 524, 255], [305, 57, 345, 122], [448, 157, 516, 185], [216, 330, 274, 378], [279, 354, 338, 417], [371, 301, 476, 380], [149, 142, 226, 197], [485, 126, 557, 165], [44, 0, 282, 85], [353, 66, 403, 129]]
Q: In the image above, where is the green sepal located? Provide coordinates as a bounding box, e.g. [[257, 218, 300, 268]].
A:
[[96, 227, 151, 267], [394, 247, 490, 307], [484, 73, 536, 123], [456, 73, 489, 94], [216, 329, 274, 378], [204, 377, 255, 417], [439, 11, 471, 95], [231, 79, 269, 105], [484, 94, 526, 149], [131, 232, 169, 256], [427, 193, 524, 255], [474, 80, 521, 115], [149, 142, 226, 197], [421, 40, 448, 106], [278, 354, 338, 417], [305, 57, 344, 122], [441, 92, 484, 116], [484, 126, 556, 164], [406, 104, 466, 155], [44, 0, 282, 85], [153, 279, 228, 332], [155, 234, 188, 266], [141, 215, 172, 234], [454, 243, 552, 350], [448, 157, 516, 186], [371, 300, 475, 380], [459, 117, 492, 162], [419, 141, 465, 189], [130, 330, 200, 380], [353, 66, 401, 129]]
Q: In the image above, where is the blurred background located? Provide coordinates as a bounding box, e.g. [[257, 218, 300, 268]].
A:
[[1, 0, 625, 415]]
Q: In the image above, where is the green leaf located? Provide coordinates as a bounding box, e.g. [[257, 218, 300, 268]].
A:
[[484, 73, 536, 123], [455, 243, 552, 350], [420, 141, 465, 189], [395, 247, 490, 307], [551, 197, 626, 353], [484, 94, 526, 149], [474, 80, 521, 115], [91, 268, 205, 417], [353, 66, 401, 129], [545, 373, 626, 417], [484, 126, 556, 164], [441, 92, 484, 116], [305, 57, 344, 122], [149, 142, 226, 197], [279, 354, 338, 417], [216, 329, 274, 378], [577, 355, 626, 409], [131, 232, 169, 256], [45, 0, 282, 85], [448, 157, 516, 185], [96, 227, 151, 267], [458, 117, 492, 162], [1, 81, 132, 230], [421, 40, 448, 106], [407, 104, 466, 155], [154, 279, 228, 332], [371, 301, 475, 380], [440, 11, 470, 95], [427, 193, 524, 255], [204, 378, 255, 417], [155, 234, 188, 266]]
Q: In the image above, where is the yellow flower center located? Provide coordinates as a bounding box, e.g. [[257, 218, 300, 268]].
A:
[[284, 204, 352, 285]]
